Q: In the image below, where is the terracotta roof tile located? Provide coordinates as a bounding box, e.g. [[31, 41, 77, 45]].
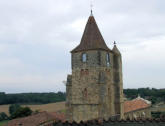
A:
[[7, 111, 65, 126], [6, 98, 151, 126], [124, 98, 151, 113]]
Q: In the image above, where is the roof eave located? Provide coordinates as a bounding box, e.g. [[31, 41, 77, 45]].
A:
[[71, 48, 112, 53]]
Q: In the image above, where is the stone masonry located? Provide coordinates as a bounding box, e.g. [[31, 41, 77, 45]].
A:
[[66, 14, 124, 122]]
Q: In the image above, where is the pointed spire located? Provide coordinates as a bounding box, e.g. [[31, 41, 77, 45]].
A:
[[71, 15, 111, 53], [112, 41, 121, 54]]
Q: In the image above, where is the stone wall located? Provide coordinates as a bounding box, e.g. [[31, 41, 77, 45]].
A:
[[124, 107, 151, 120], [72, 104, 99, 121], [113, 51, 124, 118], [66, 50, 124, 122], [72, 50, 113, 69]]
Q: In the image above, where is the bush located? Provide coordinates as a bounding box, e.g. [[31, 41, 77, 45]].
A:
[[151, 111, 165, 119], [0, 112, 8, 121], [9, 104, 33, 119], [11, 107, 32, 119], [9, 104, 21, 115]]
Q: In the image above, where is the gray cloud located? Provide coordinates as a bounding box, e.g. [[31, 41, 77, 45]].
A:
[[0, 0, 164, 93]]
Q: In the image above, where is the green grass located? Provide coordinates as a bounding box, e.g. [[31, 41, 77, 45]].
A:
[[0, 120, 8, 126]]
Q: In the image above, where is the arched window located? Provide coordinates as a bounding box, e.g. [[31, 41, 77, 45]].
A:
[[106, 53, 110, 66], [82, 53, 87, 62]]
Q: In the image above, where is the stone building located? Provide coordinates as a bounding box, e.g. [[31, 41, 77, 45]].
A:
[[66, 13, 124, 122], [124, 96, 151, 119]]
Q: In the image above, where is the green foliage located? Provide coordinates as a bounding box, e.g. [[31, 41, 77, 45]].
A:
[[0, 92, 6, 105], [9, 104, 21, 115], [152, 111, 161, 118], [151, 111, 165, 119], [124, 88, 165, 104], [8, 104, 33, 119], [0, 92, 66, 105], [1, 88, 165, 105], [10, 107, 32, 119], [0, 120, 8, 126], [0, 112, 8, 121], [160, 112, 165, 118]]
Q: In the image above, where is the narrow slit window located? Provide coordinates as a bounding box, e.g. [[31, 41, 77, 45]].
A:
[[82, 53, 87, 62], [106, 53, 110, 66]]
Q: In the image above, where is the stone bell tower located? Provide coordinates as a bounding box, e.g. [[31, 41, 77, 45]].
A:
[[66, 13, 124, 122]]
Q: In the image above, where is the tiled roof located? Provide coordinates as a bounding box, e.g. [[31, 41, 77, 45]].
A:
[[71, 15, 111, 53], [6, 111, 65, 126], [124, 97, 151, 113], [6, 98, 151, 126]]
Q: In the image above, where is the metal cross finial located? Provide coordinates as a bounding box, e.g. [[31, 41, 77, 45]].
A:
[[114, 41, 116, 45], [90, 0, 94, 16]]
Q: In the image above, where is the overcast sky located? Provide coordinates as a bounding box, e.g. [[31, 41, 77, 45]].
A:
[[0, 0, 165, 93]]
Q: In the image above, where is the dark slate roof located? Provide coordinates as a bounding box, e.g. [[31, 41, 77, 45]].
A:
[[71, 15, 111, 53]]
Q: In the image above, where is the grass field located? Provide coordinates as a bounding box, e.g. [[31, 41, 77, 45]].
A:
[[0, 102, 65, 115], [0, 120, 8, 126]]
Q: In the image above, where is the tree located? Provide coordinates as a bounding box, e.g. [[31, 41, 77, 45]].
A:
[[9, 104, 21, 115], [0, 112, 8, 121], [11, 107, 32, 119], [0, 92, 6, 105]]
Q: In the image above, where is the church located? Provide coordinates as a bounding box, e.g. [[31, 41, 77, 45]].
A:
[[6, 12, 152, 126], [65, 13, 151, 122]]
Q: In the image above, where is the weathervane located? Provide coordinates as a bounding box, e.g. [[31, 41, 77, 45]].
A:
[[114, 41, 116, 45], [90, 0, 94, 15]]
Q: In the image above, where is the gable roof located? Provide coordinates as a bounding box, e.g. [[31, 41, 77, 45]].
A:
[[124, 97, 151, 113], [71, 15, 111, 53], [6, 98, 152, 126], [6, 111, 65, 126]]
